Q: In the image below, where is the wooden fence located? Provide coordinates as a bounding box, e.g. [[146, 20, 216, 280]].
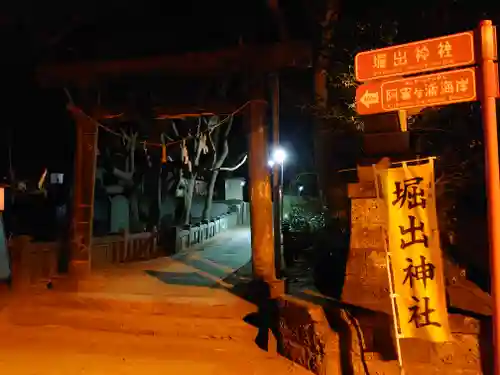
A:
[[6, 203, 249, 290], [91, 231, 160, 268]]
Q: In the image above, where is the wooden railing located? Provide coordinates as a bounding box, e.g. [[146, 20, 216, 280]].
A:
[[5, 201, 250, 290], [172, 211, 241, 252], [7, 231, 161, 288], [91, 231, 160, 268]]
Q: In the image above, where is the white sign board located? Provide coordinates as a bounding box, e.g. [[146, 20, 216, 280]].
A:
[[50, 173, 64, 184]]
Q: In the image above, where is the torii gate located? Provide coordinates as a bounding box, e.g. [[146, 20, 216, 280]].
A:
[[37, 41, 311, 290]]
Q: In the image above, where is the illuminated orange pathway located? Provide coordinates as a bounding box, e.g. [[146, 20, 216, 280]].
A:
[[0, 229, 311, 374]]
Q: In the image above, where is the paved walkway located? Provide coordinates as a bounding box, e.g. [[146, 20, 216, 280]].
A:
[[0, 322, 311, 375], [73, 226, 254, 301], [0, 227, 313, 375]]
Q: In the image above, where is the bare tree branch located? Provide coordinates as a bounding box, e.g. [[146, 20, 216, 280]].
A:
[[220, 154, 248, 171]]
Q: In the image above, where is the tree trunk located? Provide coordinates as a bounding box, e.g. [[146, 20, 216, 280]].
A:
[[181, 145, 203, 225], [156, 169, 163, 224], [129, 189, 141, 232], [202, 170, 219, 220], [183, 176, 196, 225], [169, 170, 184, 225], [313, 0, 340, 212], [202, 116, 233, 220], [147, 167, 162, 230]]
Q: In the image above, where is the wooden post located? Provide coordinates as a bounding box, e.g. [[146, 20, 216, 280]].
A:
[[313, 0, 339, 208], [68, 105, 98, 283], [247, 78, 276, 284], [9, 235, 32, 291]]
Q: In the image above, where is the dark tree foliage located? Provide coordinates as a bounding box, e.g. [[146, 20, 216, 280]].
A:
[[312, 0, 499, 283]]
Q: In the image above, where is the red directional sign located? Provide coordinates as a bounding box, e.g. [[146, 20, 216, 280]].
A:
[[355, 31, 475, 82], [356, 68, 477, 115]]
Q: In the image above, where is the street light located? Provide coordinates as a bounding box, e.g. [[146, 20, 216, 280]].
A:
[[298, 185, 304, 194], [271, 147, 286, 222], [272, 148, 287, 165], [269, 147, 287, 277], [269, 147, 287, 215]]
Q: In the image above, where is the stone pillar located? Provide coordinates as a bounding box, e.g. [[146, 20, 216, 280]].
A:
[[341, 168, 392, 313], [68, 105, 98, 283], [340, 112, 412, 311]]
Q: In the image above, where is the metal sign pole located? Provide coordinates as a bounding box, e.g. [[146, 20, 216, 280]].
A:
[[479, 20, 500, 375]]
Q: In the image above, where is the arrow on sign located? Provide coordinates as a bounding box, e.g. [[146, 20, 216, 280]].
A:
[[359, 90, 380, 108], [356, 68, 477, 116]]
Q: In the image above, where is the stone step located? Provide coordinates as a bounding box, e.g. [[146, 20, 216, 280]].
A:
[[4, 290, 256, 320], [0, 324, 307, 375], [351, 357, 401, 375], [1, 304, 258, 342], [1, 288, 259, 342]]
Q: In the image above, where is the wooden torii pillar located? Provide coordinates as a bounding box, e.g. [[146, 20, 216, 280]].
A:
[[67, 105, 99, 284], [246, 77, 276, 285]]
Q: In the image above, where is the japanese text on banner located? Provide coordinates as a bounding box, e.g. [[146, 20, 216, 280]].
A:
[[379, 160, 450, 342]]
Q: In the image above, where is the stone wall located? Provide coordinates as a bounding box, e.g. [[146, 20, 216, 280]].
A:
[[278, 295, 344, 375], [296, 171, 492, 374], [342, 179, 492, 314], [278, 295, 491, 374], [342, 182, 392, 312]]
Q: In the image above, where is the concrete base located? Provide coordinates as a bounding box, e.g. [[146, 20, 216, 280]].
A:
[[69, 260, 91, 277], [66, 260, 91, 291], [246, 279, 285, 300], [269, 279, 286, 299]]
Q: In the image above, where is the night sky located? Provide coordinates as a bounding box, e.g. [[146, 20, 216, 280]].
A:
[[0, 0, 499, 184], [0, 1, 314, 184]]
